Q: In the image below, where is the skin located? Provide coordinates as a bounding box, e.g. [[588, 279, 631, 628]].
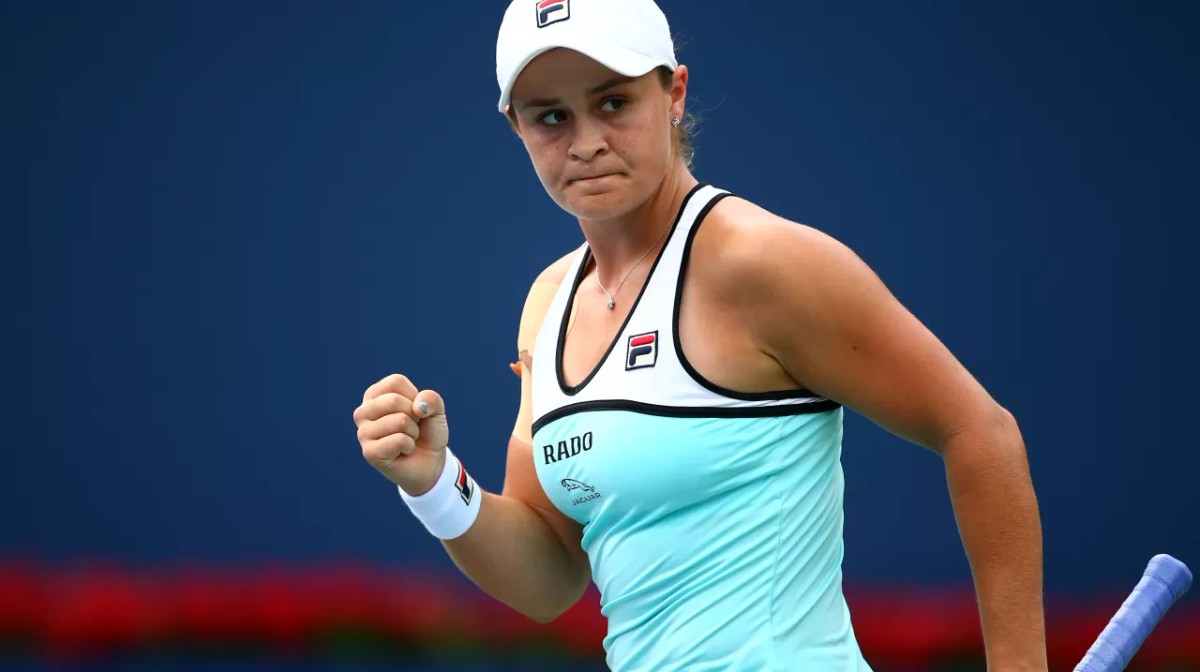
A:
[[353, 47, 1047, 671]]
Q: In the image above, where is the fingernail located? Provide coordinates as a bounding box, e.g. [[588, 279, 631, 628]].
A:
[[416, 401, 430, 415]]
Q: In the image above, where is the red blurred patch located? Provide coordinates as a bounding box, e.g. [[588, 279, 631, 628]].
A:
[[0, 559, 1195, 668]]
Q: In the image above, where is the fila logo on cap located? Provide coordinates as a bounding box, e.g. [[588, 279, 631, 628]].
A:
[[535, 0, 570, 28], [626, 331, 658, 370]]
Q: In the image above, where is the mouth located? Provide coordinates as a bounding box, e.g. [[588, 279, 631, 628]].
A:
[[569, 173, 618, 184]]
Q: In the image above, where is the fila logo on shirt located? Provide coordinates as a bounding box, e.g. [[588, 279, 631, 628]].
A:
[[536, 0, 570, 28], [626, 331, 658, 370]]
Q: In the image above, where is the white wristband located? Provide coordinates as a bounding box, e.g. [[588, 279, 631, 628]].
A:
[[398, 448, 481, 540]]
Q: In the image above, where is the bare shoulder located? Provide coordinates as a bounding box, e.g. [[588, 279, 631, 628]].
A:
[[698, 196, 870, 303], [511, 249, 576, 440], [517, 249, 578, 363]]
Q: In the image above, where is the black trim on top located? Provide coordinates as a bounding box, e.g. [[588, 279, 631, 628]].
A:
[[531, 398, 841, 435], [556, 182, 710, 397], [672, 192, 827, 402]]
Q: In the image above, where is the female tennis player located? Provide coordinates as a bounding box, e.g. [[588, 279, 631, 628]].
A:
[[353, 0, 1047, 669]]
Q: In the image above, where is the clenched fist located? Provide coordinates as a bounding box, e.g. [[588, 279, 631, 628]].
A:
[[353, 374, 449, 496]]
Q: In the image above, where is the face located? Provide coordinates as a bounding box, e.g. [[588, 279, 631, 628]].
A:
[[508, 49, 687, 221]]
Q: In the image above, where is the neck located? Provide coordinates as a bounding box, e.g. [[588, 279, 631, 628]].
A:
[[579, 166, 699, 288]]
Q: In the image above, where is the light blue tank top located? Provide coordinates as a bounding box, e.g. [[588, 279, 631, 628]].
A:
[[530, 184, 871, 671]]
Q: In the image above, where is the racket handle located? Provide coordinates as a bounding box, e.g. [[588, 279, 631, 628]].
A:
[[1073, 554, 1192, 672]]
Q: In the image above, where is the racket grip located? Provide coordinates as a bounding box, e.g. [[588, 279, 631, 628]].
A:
[[1073, 554, 1192, 672]]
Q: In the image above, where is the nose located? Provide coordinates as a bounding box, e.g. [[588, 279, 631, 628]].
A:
[[568, 115, 609, 163]]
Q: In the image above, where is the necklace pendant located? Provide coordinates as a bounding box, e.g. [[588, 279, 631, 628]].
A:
[[606, 297, 616, 310]]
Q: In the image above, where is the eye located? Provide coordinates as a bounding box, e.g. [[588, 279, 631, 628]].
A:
[[601, 97, 627, 113], [538, 110, 568, 127]]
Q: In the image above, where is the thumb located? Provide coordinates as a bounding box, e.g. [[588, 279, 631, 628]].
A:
[[412, 389, 446, 419]]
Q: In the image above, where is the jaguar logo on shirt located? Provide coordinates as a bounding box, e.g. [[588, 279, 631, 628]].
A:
[[562, 479, 601, 505], [561, 479, 594, 493]]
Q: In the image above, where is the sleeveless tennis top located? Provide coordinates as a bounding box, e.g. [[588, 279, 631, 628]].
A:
[[530, 184, 872, 671]]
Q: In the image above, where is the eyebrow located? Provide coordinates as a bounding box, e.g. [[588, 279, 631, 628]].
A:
[[517, 76, 636, 110]]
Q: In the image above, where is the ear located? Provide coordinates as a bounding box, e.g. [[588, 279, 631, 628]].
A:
[[670, 65, 689, 122]]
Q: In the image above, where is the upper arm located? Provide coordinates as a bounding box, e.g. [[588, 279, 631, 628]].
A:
[[509, 251, 575, 447], [501, 253, 590, 575], [722, 202, 1008, 451]]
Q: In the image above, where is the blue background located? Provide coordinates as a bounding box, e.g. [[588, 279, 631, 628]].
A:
[[8, 0, 1198, 596]]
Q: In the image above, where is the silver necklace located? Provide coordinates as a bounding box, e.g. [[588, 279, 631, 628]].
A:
[[594, 218, 673, 310]]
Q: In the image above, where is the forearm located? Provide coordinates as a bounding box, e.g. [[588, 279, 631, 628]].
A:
[[942, 411, 1046, 671], [443, 491, 590, 622]]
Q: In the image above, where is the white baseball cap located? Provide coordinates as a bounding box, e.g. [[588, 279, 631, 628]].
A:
[[496, 0, 679, 113]]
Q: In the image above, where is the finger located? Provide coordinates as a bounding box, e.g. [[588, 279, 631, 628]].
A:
[[412, 389, 446, 419], [362, 374, 420, 404], [357, 411, 420, 442], [355, 394, 406, 425], [362, 433, 416, 467], [355, 392, 416, 425]]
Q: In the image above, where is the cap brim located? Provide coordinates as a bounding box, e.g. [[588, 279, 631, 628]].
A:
[[497, 40, 670, 113]]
